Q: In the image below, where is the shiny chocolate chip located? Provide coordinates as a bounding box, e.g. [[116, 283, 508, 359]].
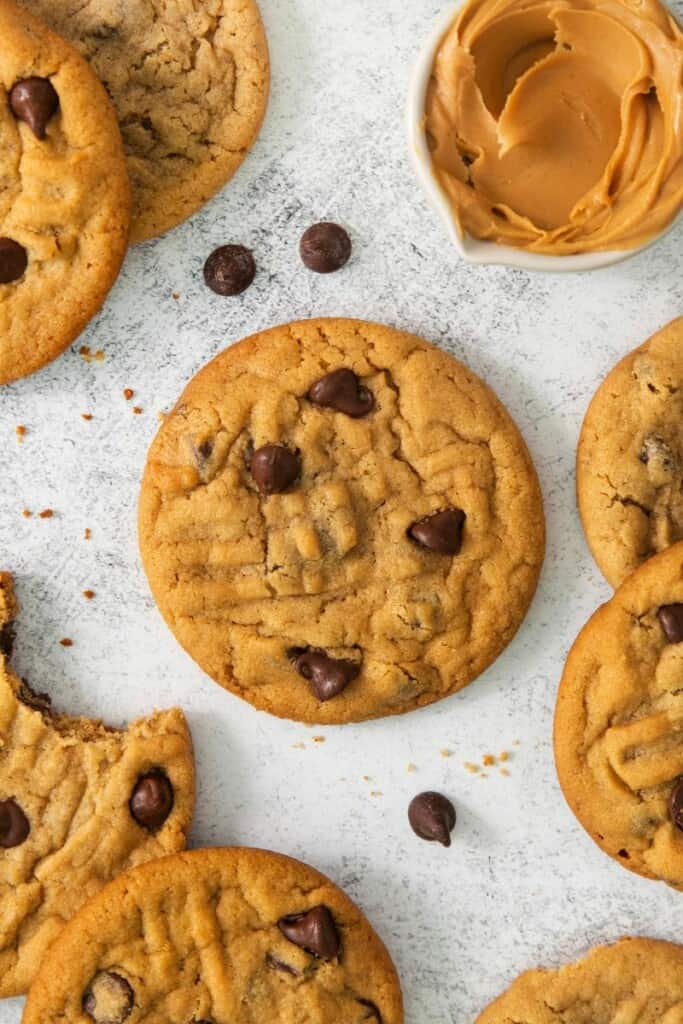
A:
[[408, 791, 456, 847], [300, 222, 351, 273], [9, 77, 59, 139], [129, 771, 173, 830], [278, 906, 340, 960], [0, 238, 27, 284], [308, 369, 374, 418], [658, 604, 683, 644], [250, 444, 301, 495], [408, 509, 466, 555], [294, 649, 360, 701], [203, 244, 255, 295], [0, 798, 30, 848], [266, 952, 301, 976], [83, 972, 134, 1024], [671, 779, 683, 831]]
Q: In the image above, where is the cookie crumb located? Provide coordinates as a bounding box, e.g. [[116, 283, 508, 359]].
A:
[[81, 413, 93, 421], [440, 748, 453, 758], [483, 754, 496, 767], [362, 775, 371, 782], [38, 509, 54, 519], [312, 735, 326, 743], [22, 509, 32, 518], [84, 528, 92, 540], [15, 425, 26, 442], [83, 590, 95, 600], [59, 638, 73, 647], [94, 350, 105, 362], [123, 388, 134, 401], [499, 750, 510, 762], [79, 345, 91, 361], [370, 791, 383, 797], [407, 762, 417, 773], [292, 742, 305, 750], [464, 762, 480, 774], [500, 768, 510, 777], [512, 739, 521, 746], [172, 292, 180, 300], [132, 406, 143, 415]]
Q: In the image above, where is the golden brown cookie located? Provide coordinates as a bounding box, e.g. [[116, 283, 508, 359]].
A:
[[139, 318, 545, 724], [577, 317, 683, 588], [475, 937, 683, 1022], [23, 847, 404, 1024], [20, 0, 270, 243], [555, 541, 683, 888], [0, 0, 130, 385], [0, 572, 195, 996]]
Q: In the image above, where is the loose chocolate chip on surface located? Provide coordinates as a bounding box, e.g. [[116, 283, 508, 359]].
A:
[[308, 369, 374, 417], [671, 779, 683, 831], [357, 999, 382, 1021], [0, 238, 27, 284], [129, 771, 174, 830], [278, 905, 340, 960], [250, 444, 301, 495], [408, 791, 456, 847], [265, 952, 301, 976], [300, 222, 351, 273], [0, 798, 30, 848], [294, 649, 360, 701], [9, 77, 59, 139], [203, 245, 255, 295], [83, 972, 134, 1024], [658, 604, 683, 643], [408, 509, 466, 555]]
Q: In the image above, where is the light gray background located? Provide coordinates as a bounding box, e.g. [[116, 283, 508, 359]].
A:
[[1, 1, 682, 1020]]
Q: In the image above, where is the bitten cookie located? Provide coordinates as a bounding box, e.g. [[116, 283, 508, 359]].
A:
[[20, 0, 270, 243], [475, 937, 683, 1022], [577, 317, 683, 587], [139, 318, 545, 724], [23, 847, 404, 1024], [555, 541, 683, 888], [0, 0, 130, 385], [0, 573, 195, 996]]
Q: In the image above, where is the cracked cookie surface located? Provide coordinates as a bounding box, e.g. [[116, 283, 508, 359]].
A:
[[23, 846, 404, 1024], [0, 572, 194, 996], [475, 937, 683, 1022], [555, 542, 683, 888], [20, 0, 269, 242], [0, 0, 130, 385], [138, 318, 545, 724], [578, 317, 683, 588]]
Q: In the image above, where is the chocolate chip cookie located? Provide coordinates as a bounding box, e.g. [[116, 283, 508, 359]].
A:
[[577, 317, 683, 587], [20, 0, 270, 243], [0, 572, 194, 995], [0, 0, 130, 385], [476, 937, 683, 1022], [555, 541, 683, 888], [139, 318, 545, 724], [23, 847, 404, 1024]]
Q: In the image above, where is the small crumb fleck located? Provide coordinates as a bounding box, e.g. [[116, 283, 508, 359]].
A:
[[84, 528, 92, 540], [464, 762, 480, 774], [512, 739, 521, 746], [440, 748, 453, 758], [292, 742, 305, 750], [361, 775, 371, 782], [483, 754, 496, 767], [81, 413, 93, 421], [22, 509, 32, 518], [79, 345, 91, 361], [38, 508, 54, 519], [123, 388, 134, 401], [59, 638, 73, 647], [15, 425, 26, 442], [83, 590, 95, 600], [407, 763, 417, 773], [312, 735, 326, 744], [500, 768, 510, 777], [499, 751, 510, 762], [94, 350, 105, 362], [132, 406, 143, 415], [370, 791, 383, 797], [480, 772, 489, 779], [172, 292, 180, 300]]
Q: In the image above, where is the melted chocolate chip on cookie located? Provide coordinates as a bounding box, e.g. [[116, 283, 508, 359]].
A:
[[204, 245, 255, 295], [278, 906, 340, 960], [0, 238, 27, 284], [250, 445, 301, 495], [300, 222, 351, 273], [83, 972, 134, 1024], [0, 798, 30, 848], [658, 604, 683, 643], [292, 648, 360, 701], [9, 77, 59, 139], [408, 509, 466, 555], [308, 368, 374, 417], [408, 791, 456, 847], [129, 771, 173, 830]]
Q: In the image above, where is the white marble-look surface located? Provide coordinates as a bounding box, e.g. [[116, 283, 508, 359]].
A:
[[1, 1, 682, 1020]]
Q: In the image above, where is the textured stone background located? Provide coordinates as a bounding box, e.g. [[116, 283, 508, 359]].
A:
[[1, 1, 683, 1020]]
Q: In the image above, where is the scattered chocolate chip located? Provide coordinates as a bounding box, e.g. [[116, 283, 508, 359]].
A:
[[670, 779, 683, 831], [9, 77, 59, 139], [293, 649, 360, 701], [308, 369, 374, 418], [265, 952, 301, 976], [300, 222, 351, 273], [408, 791, 456, 847], [250, 444, 301, 495], [0, 798, 30, 848], [0, 238, 27, 284], [357, 999, 382, 1021], [129, 771, 173, 830], [658, 604, 683, 644], [278, 906, 340, 960], [203, 245, 255, 295], [408, 509, 466, 555], [197, 439, 213, 461], [83, 972, 134, 1024]]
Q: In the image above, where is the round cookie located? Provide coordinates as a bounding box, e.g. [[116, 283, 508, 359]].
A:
[[23, 846, 404, 1024], [139, 318, 545, 724], [0, 572, 195, 996], [555, 541, 683, 888], [20, 0, 270, 243], [476, 937, 683, 1022], [0, 0, 130, 385], [577, 317, 683, 588]]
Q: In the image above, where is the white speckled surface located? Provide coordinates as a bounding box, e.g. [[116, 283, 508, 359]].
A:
[[1, 1, 683, 1020]]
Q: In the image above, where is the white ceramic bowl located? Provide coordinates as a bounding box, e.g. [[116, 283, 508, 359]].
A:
[[407, 4, 681, 273]]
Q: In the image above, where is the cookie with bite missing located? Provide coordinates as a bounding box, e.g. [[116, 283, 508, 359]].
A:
[[0, 572, 194, 996], [138, 318, 545, 724]]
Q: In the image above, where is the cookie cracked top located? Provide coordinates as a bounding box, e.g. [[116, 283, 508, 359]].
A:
[[139, 318, 545, 724]]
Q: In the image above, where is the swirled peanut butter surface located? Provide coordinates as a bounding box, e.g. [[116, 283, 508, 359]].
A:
[[425, 0, 683, 253]]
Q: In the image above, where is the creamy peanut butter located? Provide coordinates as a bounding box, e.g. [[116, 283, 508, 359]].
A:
[[425, 0, 683, 253]]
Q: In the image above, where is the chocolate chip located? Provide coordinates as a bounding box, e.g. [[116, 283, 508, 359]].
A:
[[9, 77, 59, 139], [300, 222, 351, 273], [278, 906, 340, 960], [83, 972, 134, 1024], [293, 649, 360, 701], [265, 952, 301, 976], [357, 999, 382, 1021], [0, 238, 27, 284], [250, 444, 301, 495], [670, 779, 683, 831], [658, 604, 683, 644], [308, 369, 374, 418], [0, 798, 30, 848], [203, 245, 255, 295], [408, 509, 466, 555], [408, 791, 456, 847], [129, 771, 173, 830]]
